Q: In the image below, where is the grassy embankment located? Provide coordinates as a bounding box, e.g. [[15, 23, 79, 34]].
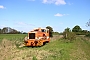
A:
[[0, 34, 90, 60]]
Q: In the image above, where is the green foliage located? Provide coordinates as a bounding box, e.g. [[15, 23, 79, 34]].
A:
[[65, 27, 71, 32], [63, 32, 76, 42], [71, 25, 89, 35], [86, 33, 90, 37], [63, 28, 76, 42], [0, 29, 1, 34], [0, 34, 90, 60], [75, 32, 88, 35], [46, 26, 53, 37], [72, 25, 82, 32], [82, 30, 89, 34]]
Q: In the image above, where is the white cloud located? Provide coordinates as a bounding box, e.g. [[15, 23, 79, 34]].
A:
[[0, 5, 5, 9], [55, 0, 66, 5], [42, 0, 66, 5], [43, 0, 54, 3], [43, 0, 47, 3], [54, 13, 69, 17], [54, 13, 63, 17]]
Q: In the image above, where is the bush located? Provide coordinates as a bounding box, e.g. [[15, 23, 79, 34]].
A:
[[86, 33, 90, 37], [63, 32, 76, 42]]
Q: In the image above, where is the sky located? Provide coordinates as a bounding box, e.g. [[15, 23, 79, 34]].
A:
[[0, 0, 90, 32]]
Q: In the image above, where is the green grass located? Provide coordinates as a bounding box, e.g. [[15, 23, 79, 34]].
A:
[[0, 34, 90, 60], [77, 37, 90, 60], [0, 34, 27, 48], [0, 34, 27, 40], [39, 39, 73, 60]]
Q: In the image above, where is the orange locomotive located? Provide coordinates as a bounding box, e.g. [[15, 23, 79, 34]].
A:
[[24, 28, 50, 46]]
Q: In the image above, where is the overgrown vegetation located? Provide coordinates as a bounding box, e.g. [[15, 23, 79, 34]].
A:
[[63, 27, 76, 42], [0, 22, 90, 60], [85, 32, 90, 37], [0, 34, 90, 60], [63, 32, 76, 42]]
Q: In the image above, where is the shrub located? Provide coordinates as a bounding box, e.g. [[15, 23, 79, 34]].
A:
[[86, 33, 90, 37], [63, 32, 76, 42]]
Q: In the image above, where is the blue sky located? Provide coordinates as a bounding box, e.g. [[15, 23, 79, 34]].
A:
[[0, 0, 90, 32]]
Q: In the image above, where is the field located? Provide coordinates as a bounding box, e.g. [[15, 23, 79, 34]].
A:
[[0, 34, 90, 60]]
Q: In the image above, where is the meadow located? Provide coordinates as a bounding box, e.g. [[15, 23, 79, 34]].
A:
[[0, 34, 90, 60]]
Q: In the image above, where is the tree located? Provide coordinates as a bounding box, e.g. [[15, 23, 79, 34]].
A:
[[81, 30, 88, 35], [72, 25, 82, 32], [2, 27, 8, 33], [63, 27, 71, 39], [1, 27, 21, 34], [46, 26, 53, 37], [9, 28, 20, 34], [86, 19, 90, 26], [0, 28, 2, 34], [65, 27, 71, 32]]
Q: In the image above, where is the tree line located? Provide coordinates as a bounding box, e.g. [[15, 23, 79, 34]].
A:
[[63, 25, 90, 41], [46, 25, 90, 36], [0, 19, 90, 36], [65, 25, 89, 35], [0, 27, 21, 34]]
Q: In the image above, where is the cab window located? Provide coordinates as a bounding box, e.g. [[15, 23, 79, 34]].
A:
[[34, 29, 38, 31], [41, 29, 46, 32]]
